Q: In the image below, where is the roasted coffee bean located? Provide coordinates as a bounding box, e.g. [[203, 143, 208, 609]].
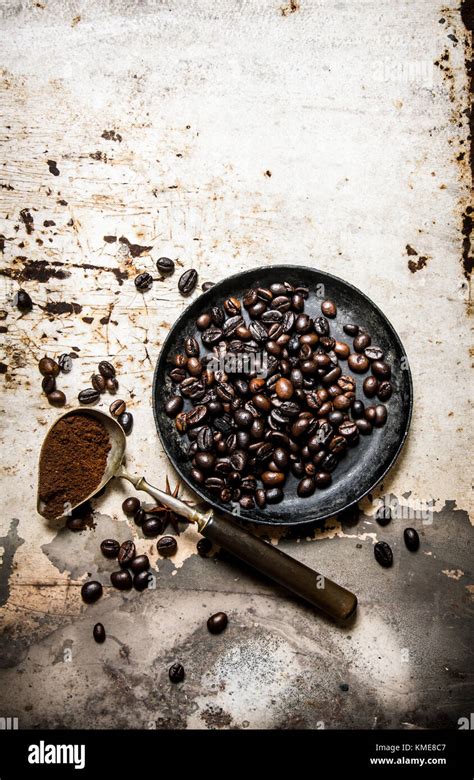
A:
[[351, 400, 365, 418], [321, 299, 336, 318], [165, 395, 183, 417], [239, 494, 254, 509], [106, 377, 119, 394], [334, 341, 350, 359], [122, 497, 140, 516], [196, 312, 211, 330], [333, 394, 351, 411], [372, 360, 391, 379], [178, 268, 198, 295], [243, 288, 258, 308], [257, 287, 273, 302], [210, 305, 225, 327], [175, 412, 188, 434], [348, 354, 369, 373], [197, 426, 213, 451], [363, 376, 378, 397], [157, 535, 178, 557], [201, 327, 223, 346], [93, 623, 106, 643], [118, 540, 136, 567], [142, 517, 164, 537], [77, 387, 100, 405], [156, 256, 175, 275], [195, 452, 216, 470], [265, 487, 283, 503], [134, 570, 152, 591], [377, 380, 392, 401], [81, 581, 103, 604], [118, 411, 134, 434], [364, 345, 384, 361], [375, 504, 392, 526], [261, 470, 285, 486], [39, 356, 60, 377], [223, 315, 244, 338], [255, 488, 266, 508], [190, 467, 205, 485], [223, 296, 241, 316], [16, 289, 33, 311], [356, 418, 372, 435], [197, 537, 213, 557], [262, 309, 283, 323], [100, 539, 120, 558], [91, 373, 106, 392], [339, 421, 358, 439], [295, 313, 312, 333], [133, 508, 146, 526], [314, 316, 330, 336], [374, 541, 393, 567], [374, 404, 388, 427], [41, 374, 56, 394], [169, 662, 185, 683], [184, 336, 200, 357], [187, 405, 207, 426], [364, 405, 377, 423], [315, 471, 332, 487], [343, 323, 359, 337], [110, 570, 133, 589], [47, 390, 66, 407], [202, 281, 214, 292], [110, 399, 126, 417], [297, 477, 315, 497], [353, 333, 371, 352], [207, 611, 228, 634], [98, 361, 116, 379], [404, 527, 420, 551], [58, 353, 73, 373], [135, 272, 153, 291], [329, 435, 347, 455], [187, 357, 203, 376]]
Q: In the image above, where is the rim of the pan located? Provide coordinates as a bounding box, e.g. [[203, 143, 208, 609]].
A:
[[152, 264, 413, 527]]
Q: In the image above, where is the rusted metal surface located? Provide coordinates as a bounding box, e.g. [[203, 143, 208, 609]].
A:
[[0, 0, 472, 729]]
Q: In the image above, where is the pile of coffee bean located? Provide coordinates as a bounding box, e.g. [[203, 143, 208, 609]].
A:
[[164, 284, 393, 508], [122, 496, 181, 539], [78, 360, 133, 434], [134, 259, 199, 298], [38, 353, 75, 407]]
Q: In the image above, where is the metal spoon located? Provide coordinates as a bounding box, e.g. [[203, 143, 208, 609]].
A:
[[37, 408, 357, 621]]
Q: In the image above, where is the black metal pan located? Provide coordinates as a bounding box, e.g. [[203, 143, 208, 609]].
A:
[[152, 265, 412, 528]]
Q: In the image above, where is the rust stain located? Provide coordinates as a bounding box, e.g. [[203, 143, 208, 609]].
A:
[[101, 130, 122, 142], [89, 151, 107, 162], [118, 236, 153, 258], [46, 160, 60, 176], [19, 208, 34, 234], [42, 302, 83, 316], [406, 244, 418, 256], [280, 0, 299, 16], [408, 256, 429, 273]]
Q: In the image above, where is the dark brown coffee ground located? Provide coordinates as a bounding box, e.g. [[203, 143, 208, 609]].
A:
[[39, 412, 111, 519]]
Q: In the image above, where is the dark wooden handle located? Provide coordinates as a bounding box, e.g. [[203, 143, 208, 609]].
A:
[[202, 514, 357, 621]]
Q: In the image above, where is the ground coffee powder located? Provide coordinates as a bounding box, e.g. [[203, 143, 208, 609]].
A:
[[39, 412, 111, 519]]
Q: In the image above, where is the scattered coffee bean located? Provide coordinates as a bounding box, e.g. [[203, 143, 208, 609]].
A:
[[100, 539, 120, 558], [58, 353, 73, 373], [343, 323, 359, 336], [93, 623, 106, 643], [202, 281, 214, 292], [178, 268, 198, 295], [371, 360, 391, 379], [78, 388, 100, 404], [374, 404, 388, 427], [134, 570, 152, 591], [157, 535, 178, 557], [110, 570, 133, 589], [106, 377, 119, 394], [169, 662, 185, 683], [118, 540, 136, 567], [130, 554, 150, 573], [377, 380, 392, 401], [39, 356, 60, 377], [197, 537, 213, 557], [135, 272, 153, 291], [374, 541, 393, 567], [348, 353, 369, 373], [91, 373, 106, 393], [207, 611, 228, 634], [110, 399, 126, 417], [47, 390, 66, 407], [363, 376, 378, 398], [142, 517, 164, 537], [81, 581, 103, 604], [134, 508, 147, 527], [122, 496, 140, 516], [165, 395, 184, 417], [404, 527, 420, 551], [118, 411, 133, 434], [15, 289, 33, 311], [98, 361, 116, 378], [321, 300, 336, 318], [156, 257, 175, 275], [41, 375, 56, 394]]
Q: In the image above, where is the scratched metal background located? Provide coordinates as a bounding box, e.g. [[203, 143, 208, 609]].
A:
[[0, 0, 472, 730]]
